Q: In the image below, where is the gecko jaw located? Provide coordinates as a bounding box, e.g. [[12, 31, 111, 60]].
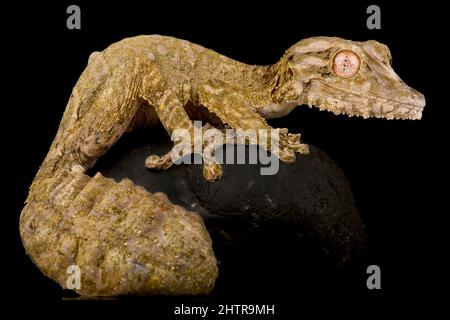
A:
[[303, 97, 423, 120], [302, 82, 425, 120]]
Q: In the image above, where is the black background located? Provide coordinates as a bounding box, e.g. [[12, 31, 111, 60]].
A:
[[4, 0, 445, 316]]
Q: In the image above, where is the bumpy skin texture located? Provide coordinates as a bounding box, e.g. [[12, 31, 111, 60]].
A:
[[20, 35, 425, 296]]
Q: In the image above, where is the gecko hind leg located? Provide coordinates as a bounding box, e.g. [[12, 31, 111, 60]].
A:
[[141, 75, 224, 181], [145, 122, 225, 181], [140, 66, 191, 172]]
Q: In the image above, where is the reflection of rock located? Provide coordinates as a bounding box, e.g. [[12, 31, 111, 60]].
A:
[[92, 126, 367, 296]]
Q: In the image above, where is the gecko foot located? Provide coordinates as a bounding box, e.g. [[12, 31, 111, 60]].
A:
[[203, 161, 223, 181], [273, 147, 296, 163], [145, 153, 173, 170], [279, 128, 310, 155]]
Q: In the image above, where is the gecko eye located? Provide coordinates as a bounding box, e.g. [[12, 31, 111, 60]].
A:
[[331, 50, 361, 78]]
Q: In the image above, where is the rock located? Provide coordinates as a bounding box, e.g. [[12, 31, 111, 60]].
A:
[[92, 126, 368, 296]]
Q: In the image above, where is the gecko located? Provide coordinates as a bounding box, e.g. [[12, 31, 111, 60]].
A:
[[19, 35, 425, 296]]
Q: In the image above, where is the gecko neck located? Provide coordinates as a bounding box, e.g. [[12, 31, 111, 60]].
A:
[[221, 59, 291, 104], [237, 59, 300, 119], [204, 53, 299, 119]]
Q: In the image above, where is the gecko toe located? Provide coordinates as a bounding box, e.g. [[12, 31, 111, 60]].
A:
[[203, 162, 223, 181], [145, 153, 173, 170]]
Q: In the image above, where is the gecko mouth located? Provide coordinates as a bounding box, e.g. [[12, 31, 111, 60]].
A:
[[304, 82, 425, 120]]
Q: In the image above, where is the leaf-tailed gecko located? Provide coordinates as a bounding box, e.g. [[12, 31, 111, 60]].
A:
[[19, 35, 425, 296]]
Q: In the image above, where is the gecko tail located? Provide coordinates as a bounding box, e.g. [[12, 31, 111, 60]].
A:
[[19, 168, 218, 296], [19, 36, 219, 296]]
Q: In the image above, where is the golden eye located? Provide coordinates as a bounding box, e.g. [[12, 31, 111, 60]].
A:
[[332, 50, 361, 78]]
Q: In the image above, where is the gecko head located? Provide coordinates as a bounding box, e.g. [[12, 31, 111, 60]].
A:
[[274, 37, 425, 119]]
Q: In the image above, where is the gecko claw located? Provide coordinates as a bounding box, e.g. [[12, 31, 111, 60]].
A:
[[273, 147, 296, 163], [297, 143, 310, 155]]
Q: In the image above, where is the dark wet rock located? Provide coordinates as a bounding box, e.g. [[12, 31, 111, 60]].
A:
[[92, 126, 368, 295]]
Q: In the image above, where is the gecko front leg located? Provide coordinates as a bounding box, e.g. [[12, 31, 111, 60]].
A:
[[196, 79, 309, 164]]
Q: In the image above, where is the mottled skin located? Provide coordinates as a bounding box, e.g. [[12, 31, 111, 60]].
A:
[[19, 35, 425, 296]]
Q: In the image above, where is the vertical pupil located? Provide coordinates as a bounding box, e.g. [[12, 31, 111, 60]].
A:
[[333, 50, 360, 78]]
